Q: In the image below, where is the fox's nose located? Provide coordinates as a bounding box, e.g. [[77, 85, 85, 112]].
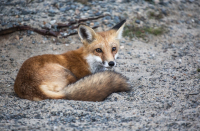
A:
[[108, 61, 115, 67]]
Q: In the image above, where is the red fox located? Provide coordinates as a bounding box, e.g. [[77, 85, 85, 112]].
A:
[[14, 20, 130, 101]]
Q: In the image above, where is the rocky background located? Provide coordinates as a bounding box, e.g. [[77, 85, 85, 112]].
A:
[[0, 0, 200, 130]]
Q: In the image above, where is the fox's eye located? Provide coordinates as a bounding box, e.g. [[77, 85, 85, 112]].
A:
[[112, 47, 116, 51], [96, 48, 102, 53]]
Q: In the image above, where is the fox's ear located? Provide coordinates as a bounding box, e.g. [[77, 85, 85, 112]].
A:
[[78, 25, 96, 43], [112, 20, 126, 39]]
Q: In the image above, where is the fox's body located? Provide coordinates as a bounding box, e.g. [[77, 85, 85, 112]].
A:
[[14, 20, 130, 101]]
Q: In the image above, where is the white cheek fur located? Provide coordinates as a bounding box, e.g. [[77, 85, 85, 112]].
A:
[[85, 54, 105, 73], [86, 55, 102, 63]]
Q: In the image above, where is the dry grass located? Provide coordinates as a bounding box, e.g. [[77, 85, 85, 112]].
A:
[[123, 24, 166, 40], [148, 11, 164, 20]]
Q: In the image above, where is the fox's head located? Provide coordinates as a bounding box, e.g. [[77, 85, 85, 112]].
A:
[[78, 20, 126, 73]]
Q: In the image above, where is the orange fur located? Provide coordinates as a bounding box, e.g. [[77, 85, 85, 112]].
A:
[[14, 20, 130, 101]]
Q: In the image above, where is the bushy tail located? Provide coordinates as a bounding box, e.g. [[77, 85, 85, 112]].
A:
[[61, 71, 130, 101]]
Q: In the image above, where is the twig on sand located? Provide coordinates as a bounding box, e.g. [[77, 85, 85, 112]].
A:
[[0, 15, 108, 38], [57, 15, 107, 28]]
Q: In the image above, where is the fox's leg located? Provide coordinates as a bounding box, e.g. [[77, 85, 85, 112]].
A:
[[38, 63, 77, 100]]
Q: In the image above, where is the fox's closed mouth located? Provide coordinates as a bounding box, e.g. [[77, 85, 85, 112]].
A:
[[105, 67, 113, 69]]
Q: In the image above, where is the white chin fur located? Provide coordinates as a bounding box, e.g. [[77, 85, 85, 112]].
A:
[[85, 54, 105, 73]]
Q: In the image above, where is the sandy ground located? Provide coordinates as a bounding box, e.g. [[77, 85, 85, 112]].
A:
[[0, 0, 200, 130]]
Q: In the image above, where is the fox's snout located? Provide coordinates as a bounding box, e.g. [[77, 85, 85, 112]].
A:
[[102, 51, 118, 68], [108, 61, 115, 67], [103, 60, 116, 68]]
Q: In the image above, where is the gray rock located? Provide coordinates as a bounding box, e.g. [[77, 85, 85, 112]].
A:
[[107, 23, 113, 27], [7, 23, 13, 28], [45, 23, 51, 29], [81, 6, 90, 11], [61, 18, 67, 22], [95, 12, 101, 16], [127, 43, 132, 46], [48, 14, 55, 17], [159, 1, 169, 6], [162, 8, 167, 16], [23, 17, 30, 21], [71, 5, 76, 9], [59, 7, 66, 12], [104, 15, 112, 20], [48, 8, 56, 14], [188, 0, 195, 3], [27, 30, 34, 36], [65, 6, 71, 11], [1, 22, 7, 26], [37, 0, 44, 3], [127, 52, 132, 55], [100, 3, 106, 8], [135, 19, 140, 24], [94, 22, 100, 26], [10, 58, 14, 61], [186, 20, 191, 24], [114, 16, 120, 23], [21, 10, 32, 15]]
